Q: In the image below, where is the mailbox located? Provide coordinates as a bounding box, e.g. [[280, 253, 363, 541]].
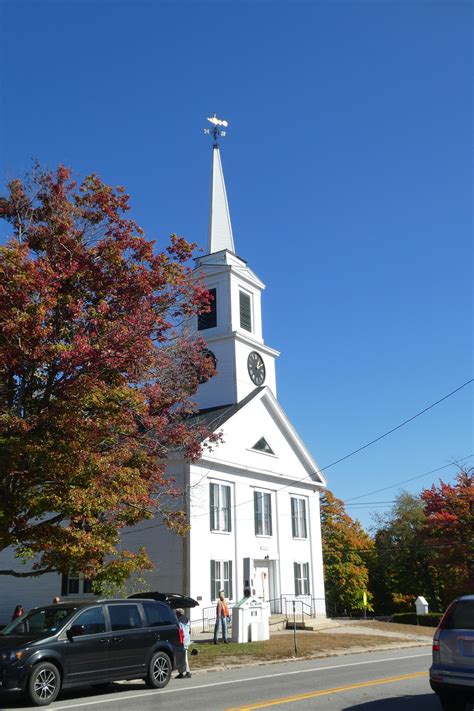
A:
[[415, 596, 429, 615], [231, 595, 270, 643]]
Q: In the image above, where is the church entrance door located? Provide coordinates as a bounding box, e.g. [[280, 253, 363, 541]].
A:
[[254, 564, 270, 602]]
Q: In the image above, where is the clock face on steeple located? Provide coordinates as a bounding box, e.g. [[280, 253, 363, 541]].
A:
[[247, 351, 266, 386]]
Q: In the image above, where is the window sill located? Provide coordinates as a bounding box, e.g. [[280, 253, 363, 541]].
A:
[[210, 529, 232, 535], [246, 448, 277, 459]]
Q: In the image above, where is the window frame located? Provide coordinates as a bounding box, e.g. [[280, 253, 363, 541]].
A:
[[61, 573, 94, 596], [210, 559, 233, 601], [294, 562, 310, 596], [291, 497, 308, 539], [254, 490, 273, 537], [198, 287, 217, 330], [239, 289, 252, 332], [210, 482, 232, 533]]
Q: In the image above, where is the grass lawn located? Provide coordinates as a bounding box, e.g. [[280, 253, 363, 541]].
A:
[[188, 631, 407, 669]]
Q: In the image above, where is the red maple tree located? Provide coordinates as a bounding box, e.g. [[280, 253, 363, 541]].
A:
[[420, 468, 474, 606], [0, 165, 217, 589]]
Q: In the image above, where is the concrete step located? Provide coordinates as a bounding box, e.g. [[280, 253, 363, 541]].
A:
[[269, 614, 287, 631], [285, 617, 338, 632]]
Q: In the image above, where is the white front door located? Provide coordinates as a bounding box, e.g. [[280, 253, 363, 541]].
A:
[[254, 566, 270, 602]]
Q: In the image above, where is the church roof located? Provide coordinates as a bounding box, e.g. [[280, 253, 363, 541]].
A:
[[207, 144, 235, 254], [187, 386, 326, 487], [187, 387, 264, 432]]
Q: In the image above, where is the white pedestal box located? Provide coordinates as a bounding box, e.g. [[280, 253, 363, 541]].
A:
[[231, 595, 270, 643]]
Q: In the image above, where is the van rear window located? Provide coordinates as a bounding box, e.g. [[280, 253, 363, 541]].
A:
[[143, 602, 176, 627], [444, 600, 474, 630]]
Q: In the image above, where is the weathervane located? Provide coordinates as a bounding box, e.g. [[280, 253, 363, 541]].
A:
[[204, 114, 229, 146]]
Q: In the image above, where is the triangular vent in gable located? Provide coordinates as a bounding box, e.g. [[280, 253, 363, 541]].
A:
[[252, 437, 275, 455]]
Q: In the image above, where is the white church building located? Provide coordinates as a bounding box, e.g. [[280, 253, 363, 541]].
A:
[[0, 126, 327, 625], [121, 125, 328, 618]]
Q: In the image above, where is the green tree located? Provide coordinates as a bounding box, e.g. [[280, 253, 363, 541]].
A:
[[0, 165, 217, 589], [369, 492, 436, 614], [320, 490, 373, 616]]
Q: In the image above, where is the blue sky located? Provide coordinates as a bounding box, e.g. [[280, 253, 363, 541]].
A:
[[1, 0, 472, 530]]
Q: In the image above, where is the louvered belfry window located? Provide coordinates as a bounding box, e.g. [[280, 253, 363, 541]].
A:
[[239, 290, 252, 332], [198, 288, 217, 330]]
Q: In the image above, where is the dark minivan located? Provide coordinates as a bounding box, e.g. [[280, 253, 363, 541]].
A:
[[0, 598, 185, 706]]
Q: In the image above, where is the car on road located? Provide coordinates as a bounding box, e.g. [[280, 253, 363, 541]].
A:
[[430, 594, 474, 711], [0, 598, 185, 707]]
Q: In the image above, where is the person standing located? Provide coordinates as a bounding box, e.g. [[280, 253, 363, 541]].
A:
[[11, 605, 24, 621], [52, 596, 60, 604], [213, 591, 229, 644], [175, 609, 192, 679]]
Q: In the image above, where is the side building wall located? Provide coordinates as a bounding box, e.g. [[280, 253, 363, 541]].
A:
[[0, 548, 62, 626]]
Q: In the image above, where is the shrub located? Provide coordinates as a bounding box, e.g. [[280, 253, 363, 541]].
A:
[[391, 612, 442, 627]]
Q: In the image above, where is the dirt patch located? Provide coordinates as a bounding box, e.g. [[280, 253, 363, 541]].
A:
[[344, 621, 434, 637]]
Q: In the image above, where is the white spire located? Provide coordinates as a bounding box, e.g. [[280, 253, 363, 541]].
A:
[[207, 142, 235, 255]]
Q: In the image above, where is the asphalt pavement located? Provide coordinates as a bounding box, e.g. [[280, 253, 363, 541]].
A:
[[0, 646, 443, 711]]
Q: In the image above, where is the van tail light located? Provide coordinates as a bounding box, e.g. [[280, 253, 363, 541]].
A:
[[178, 626, 184, 645], [432, 639, 440, 652]]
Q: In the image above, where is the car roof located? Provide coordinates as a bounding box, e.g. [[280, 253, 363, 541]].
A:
[[28, 598, 168, 613]]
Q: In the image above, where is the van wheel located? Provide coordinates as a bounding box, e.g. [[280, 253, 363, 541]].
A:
[[439, 693, 467, 711], [144, 651, 172, 689], [27, 662, 61, 706]]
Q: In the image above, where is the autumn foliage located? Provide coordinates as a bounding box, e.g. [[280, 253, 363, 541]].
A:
[[369, 469, 473, 613], [320, 490, 373, 615], [0, 165, 217, 588], [420, 469, 474, 607]]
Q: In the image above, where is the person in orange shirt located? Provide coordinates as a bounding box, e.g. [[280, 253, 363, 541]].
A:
[[213, 591, 229, 644]]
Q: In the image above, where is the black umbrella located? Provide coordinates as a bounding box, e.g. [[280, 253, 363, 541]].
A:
[[128, 592, 199, 609]]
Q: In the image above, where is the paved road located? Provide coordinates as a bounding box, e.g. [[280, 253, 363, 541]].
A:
[[1, 645, 445, 711]]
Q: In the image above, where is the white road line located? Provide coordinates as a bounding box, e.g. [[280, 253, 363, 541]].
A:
[[51, 650, 432, 710]]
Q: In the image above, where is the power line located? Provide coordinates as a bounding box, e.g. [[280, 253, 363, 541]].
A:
[[314, 379, 473, 475], [344, 455, 473, 503], [187, 379, 473, 521], [121, 453, 472, 537], [122, 379, 473, 536]]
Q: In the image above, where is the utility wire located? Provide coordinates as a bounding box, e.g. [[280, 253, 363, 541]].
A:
[[314, 379, 473, 475], [122, 380, 473, 536], [344, 455, 473, 503], [187, 379, 474, 521], [121, 453, 472, 536]]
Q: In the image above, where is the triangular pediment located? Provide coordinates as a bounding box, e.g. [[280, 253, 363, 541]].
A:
[[197, 387, 326, 487]]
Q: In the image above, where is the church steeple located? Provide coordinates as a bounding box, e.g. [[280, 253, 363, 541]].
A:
[[193, 117, 280, 409], [205, 115, 235, 254]]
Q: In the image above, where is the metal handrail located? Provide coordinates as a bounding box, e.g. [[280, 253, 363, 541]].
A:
[[189, 595, 327, 633]]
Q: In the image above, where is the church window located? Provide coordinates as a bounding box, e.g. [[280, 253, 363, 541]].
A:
[[239, 290, 252, 332], [210, 482, 231, 532], [198, 288, 217, 330], [294, 562, 310, 596], [252, 437, 275, 455], [210, 560, 233, 601], [61, 573, 93, 596], [291, 497, 307, 538], [254, 491, 272, 536]]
